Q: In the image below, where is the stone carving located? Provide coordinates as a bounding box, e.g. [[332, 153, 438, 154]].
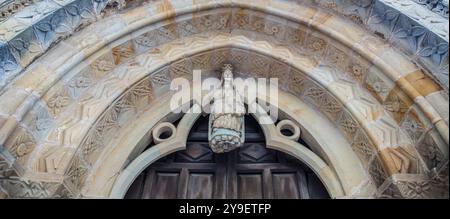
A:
[[36, 146, 73, 174], [68, 73, 93, 98], [4, 33, 424, 198], [413, 0, 449, 18], [150, 67, 171, 86], [401, 111, 426, 143], [346, 58, 368, 83], [170, 58, 192, 79], [309, 0, 449, 88], [5, 129, 36, 165], [285, 26, 306, 53], [233, 10, 250, 29], [0, 155, 19, 178], [0, 0, 446, 199], [397, 180, 432, 198], [47, 90, 70, 116], [80, 77, 153, 165], [289, 71, 307, 96], [351, 130, 376, 166], [0, 0, 108, 88], [431, 162, 449, 197], [385, 146, 420, 174], [134, 31, 157, 48], [384, 90, 411, 122], [91, 54, 115, 77], [0, 0, 447, 96], [366, 73, 391, 102], [0, 42, 20, 88], [305, 35, 327, 55], [369, 157, 388, 188], [208, 64, 245, 153], [325, 45, 348, 71], [304, 82, 343, 120], [0, 177, 60, 198], [338, 109, 359, 141], [417, 132, 445, 169], [61, 42, 408, 185], [249, 54, 270, 78], [52, 184, 76, 198], [0, 0, 34, 22], [82, 128, 103, 165], [376, 175, 439, 199], [105, 0, 127, 11], [64, 155, 88, 194], [191, 52, 212, 70], [112, 41, 135, 65]]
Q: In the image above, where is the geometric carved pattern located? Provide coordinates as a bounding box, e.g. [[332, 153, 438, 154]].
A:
[[0, 0, 446, 199], [400, 110, 426, 144], [365, 72, 391, 102], [0, 177, 59, 198], [0, 0, 108, 88], [384, 88, 412, 123], [369, 157, 388, 188], [52, 38, 422, 197], [112, 41, 135, 65], [338, 109, 360, 142], [378, 174, 446, 199], [303, 81, 343, 120], [431, 162, 449, 198], [4, 127, 35, 166], [0, 155, 19, 178], [47, 89, 71, 116], [396, 180, 432, 199], [80, 77, 154, 166], [383, 146, 420, 174], [351, 130, 376, 166], [63, 155, 88, 195], [417, 132, 445, 170], [3, 31, 432, 198]]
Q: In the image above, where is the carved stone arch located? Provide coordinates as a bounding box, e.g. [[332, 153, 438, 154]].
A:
[[0, 0, 448, 198], [107, 93, 347, 199], [1, 41, 446, 198], [1, 0, 447, 88], [34, 37, 433, 193]]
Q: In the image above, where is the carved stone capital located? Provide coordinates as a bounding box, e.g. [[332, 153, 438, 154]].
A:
[[377, 173, 448, 198]]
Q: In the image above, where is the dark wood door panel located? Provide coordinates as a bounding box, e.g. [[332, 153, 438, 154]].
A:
[[186, 173, 215, 199], [272, 172, 301, 199], [237, 173, 264, 199]]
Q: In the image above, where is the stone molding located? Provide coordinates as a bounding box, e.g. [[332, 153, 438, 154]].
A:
[[0, 0, 447, 90], [0, 0, 448, 198], [412, 0, 448, 18], [308, 0, 449, 89], [0, 0, 109, 88]]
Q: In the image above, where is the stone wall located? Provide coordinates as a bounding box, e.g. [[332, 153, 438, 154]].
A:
[[0, 0, 448, 198]]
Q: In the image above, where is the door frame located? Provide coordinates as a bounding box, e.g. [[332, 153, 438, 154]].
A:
[[109, 103, 345, 198]]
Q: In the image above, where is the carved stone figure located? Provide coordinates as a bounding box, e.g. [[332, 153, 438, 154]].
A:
[[208, 64, 245, 153]]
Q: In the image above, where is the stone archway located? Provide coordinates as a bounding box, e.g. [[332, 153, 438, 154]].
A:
[[0, 0, 448, 199], [106, 93, 348, 199]]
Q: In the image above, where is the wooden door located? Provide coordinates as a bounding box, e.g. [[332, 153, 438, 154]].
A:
[[125, 116, 329, 199]]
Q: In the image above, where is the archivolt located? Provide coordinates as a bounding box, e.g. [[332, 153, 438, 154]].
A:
[[0, 0, 448, 198]]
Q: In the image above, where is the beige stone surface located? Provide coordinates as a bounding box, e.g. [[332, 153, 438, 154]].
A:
[[0, 0, 447, 199]]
